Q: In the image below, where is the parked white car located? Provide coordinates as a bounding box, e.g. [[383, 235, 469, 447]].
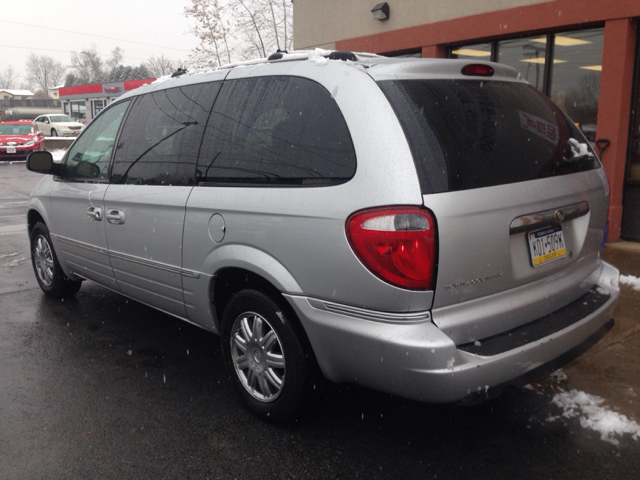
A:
[[34, 114, 84, 137]]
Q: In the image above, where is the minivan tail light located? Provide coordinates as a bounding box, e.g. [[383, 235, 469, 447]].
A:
[[347, 207, 437, 289], [461, 64, 495, 77]]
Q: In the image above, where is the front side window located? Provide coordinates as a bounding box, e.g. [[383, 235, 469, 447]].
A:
[[198, 76, 356, 186], [64, 100, 131, 180], [110, 82, 221, 186]]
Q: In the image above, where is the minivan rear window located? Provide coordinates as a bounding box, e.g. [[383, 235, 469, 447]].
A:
[[378, 80, 600, 194]]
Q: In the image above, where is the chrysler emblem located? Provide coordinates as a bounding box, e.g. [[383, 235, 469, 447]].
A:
[[555, 209, 565, 222]]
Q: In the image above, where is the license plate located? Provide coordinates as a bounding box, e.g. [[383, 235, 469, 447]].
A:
[[528, 225, 566, 267], [7, 146, 16, 153]]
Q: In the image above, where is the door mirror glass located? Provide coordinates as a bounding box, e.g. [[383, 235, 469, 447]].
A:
[[26, 151, 60, 175]]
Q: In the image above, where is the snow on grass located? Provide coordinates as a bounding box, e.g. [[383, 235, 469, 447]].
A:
[[548, 390, 640, 446], [619, 274, 640, 291]]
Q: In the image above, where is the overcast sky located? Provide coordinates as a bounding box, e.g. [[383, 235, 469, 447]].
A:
[[1, 0, 199, 86]]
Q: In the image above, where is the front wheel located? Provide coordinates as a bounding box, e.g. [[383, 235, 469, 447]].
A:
[[221, 289, 313, 422], [30, 222, 82, 297]]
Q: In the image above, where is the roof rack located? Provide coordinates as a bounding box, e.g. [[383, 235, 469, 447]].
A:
[[219, 48, 383, 69], [147, 49, 387, 85]]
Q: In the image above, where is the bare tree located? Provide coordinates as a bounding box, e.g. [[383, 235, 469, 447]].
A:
[[231, 0, 293, 59], [33, 90, 50, 99], [106, 47, 124, 71], [70, 46, 104, 84], [185, 0, 234, 67], [185, 0, 292, 67], [0, 66, 20, 89], [26, 53, 66, 94], [145, 54, 176, 77]]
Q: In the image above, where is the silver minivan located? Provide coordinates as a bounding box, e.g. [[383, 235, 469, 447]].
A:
[[26, 51, 620, 422]]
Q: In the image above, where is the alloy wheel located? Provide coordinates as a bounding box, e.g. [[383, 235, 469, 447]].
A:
[[34, 235, 54, 287], [230, 312, 286, 402]]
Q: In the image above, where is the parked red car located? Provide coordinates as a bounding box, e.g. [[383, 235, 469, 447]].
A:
[[0, 121, 45, 160]]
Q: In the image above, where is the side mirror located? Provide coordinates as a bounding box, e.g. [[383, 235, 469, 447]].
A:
[[26, 151, 62, 176]]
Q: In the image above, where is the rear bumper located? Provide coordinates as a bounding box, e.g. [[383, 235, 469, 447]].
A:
[[285, 261, 619, 403]]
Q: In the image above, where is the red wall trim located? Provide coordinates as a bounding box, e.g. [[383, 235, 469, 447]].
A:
[[58, 83, 102, 96], [336, 0, 640, 54], [124, 79, 156, 91]]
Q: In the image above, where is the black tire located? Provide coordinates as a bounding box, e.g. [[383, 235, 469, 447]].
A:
[[30, 222, 82, 298], [220, 289, 312, 423], [50, 128, 57, 137]]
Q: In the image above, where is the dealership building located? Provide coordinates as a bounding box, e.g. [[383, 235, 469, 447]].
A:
[[57, 78, 155, 123], [294, 0, 640, 242]]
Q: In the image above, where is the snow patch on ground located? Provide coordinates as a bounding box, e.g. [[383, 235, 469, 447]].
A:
[[548, 390, 640, 445], [619, 274, 640, 291], [549, 369, 568, 382], [49, 149, 67, 162]]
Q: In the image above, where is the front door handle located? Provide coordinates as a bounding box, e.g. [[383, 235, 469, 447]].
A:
[[86, 206, 102, 221], [106, 209, 125, 225]]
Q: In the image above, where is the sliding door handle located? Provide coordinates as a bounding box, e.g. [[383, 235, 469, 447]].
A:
[[106, 209, 125, 225]]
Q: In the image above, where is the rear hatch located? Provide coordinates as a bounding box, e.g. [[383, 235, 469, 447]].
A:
[[376, 67, 608, 342]]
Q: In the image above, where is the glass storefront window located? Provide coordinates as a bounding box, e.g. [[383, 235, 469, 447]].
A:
[[93, 100, 105, 117], [549, 29, 604, 143], [70, 101, 86, 120], [449, 43, 492, 61], [449, 28, 604, 144], [497, 36, 547, 91]]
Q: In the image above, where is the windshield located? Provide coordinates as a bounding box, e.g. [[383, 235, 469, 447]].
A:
[[49, 115, 76, 123], [0, 124, 33, 135], [378, 79, 600, 194]]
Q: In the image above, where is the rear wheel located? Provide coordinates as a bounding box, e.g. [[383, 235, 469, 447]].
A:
[[221, 289, 312, 422], [50, 128, 57, 137], [30, 222, 82, 297]]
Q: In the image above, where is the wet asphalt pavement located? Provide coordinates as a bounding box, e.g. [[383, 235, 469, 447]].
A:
[[1, 161, 639, 479]]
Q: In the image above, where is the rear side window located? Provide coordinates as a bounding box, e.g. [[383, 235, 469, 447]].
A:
[[111, 82, 221, 186], [197, 76, 356, 186], [379, 80, 600, 194]]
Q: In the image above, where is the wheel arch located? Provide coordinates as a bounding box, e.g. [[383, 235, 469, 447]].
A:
[[27, 207, 48, 237], [211, 267, 318, 374], [27, 206, 81, 282]]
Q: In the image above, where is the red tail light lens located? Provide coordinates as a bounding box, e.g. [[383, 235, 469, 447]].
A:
[[347, 207, 437, 289], [461, 64, 495, 77]]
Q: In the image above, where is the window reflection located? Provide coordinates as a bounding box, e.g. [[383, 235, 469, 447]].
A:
[[449, 28, 604, 144], [497, 36, 547, 91], [549, 29, 604, 144], [449, 43, 492, 60]]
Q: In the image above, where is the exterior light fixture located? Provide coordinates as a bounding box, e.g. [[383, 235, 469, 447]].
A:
[[371, 2, 390, 21]]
